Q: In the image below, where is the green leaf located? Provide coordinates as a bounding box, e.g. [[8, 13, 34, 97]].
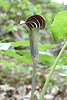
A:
[[58, 72, 67, 77], [49, 65, 67, 70], [11, 41, 29, 47], [18, 50, 32, 61], [39, 44, 55, 51], [39, 51, 55, 66], [51, 11, 67, 42], [37, 64, 47, 68], [11, 41, 54, 51], [0, 50, 31, 64], [0, 43, 11, 50], [0, 59, 15, 67]]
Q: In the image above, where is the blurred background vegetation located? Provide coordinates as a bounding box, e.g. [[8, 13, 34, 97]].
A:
[[0, 0, 67, 44], [0, 0, 67, 79], [0, 0, 67, 72], [0, 0, 67, 99]]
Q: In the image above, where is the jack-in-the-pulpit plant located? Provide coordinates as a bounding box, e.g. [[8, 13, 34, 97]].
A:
[[25, 15, 45, 100]]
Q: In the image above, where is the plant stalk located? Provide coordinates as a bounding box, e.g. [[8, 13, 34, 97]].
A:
[[28, 28, 39, 100], [31, 57, 38, 100], [39, 41, 67, 100]]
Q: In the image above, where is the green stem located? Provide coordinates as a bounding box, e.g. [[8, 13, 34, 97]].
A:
[[28, 28, 39, 100], [31, 58, 38, 100], [39, 41, 67, 100]]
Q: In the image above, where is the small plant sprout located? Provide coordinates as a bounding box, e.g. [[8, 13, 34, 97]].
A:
[[25, 15, 45, 100]]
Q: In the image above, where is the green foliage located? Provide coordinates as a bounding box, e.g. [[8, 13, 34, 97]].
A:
[[11, 41, 29, 47], [18, 49, 55, 66], [39, 44, 55, 51], [58, 72, 67, 77], [0, 50, 31, 64], [55, 65, 67, 70], [0, 40, 56, 68], [50, 11, 67, 72], [0, 59, 30, 74], [0, 40, 67, 68], [0, 0, 67, 78], [0, 59, 15, 67], [39, 32, 67, 100], [11, 40, 55, 51], [11, 41, 56, 66], [0, 0, 11, 11], [39, 51, 55, 66], [51, 11, 67, 42], [18, 50, 32, 61], [0, 1, 67, 99], [0, 0, 66, 35]]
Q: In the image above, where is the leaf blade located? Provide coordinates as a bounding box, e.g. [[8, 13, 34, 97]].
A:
[[51, 11, 67, 42]]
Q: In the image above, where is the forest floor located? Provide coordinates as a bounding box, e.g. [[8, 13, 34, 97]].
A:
[[0, 55, 67, 100]]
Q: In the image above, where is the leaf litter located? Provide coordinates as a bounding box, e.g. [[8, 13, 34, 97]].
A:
[[0, 55, 67, 100]]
